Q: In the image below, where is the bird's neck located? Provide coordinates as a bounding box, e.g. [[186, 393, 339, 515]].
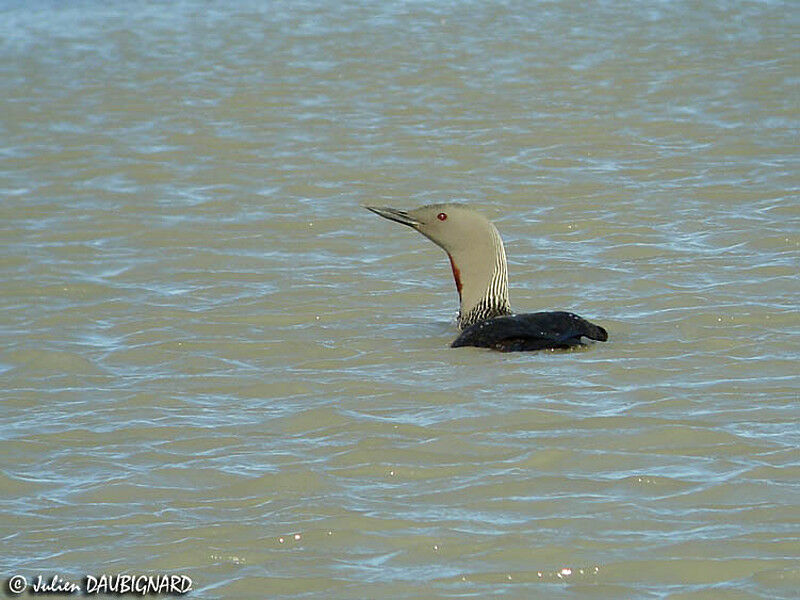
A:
[[449, 222, 511, 330]]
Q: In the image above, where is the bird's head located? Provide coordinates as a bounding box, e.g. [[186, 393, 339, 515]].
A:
[[364, 203, 494, 255]]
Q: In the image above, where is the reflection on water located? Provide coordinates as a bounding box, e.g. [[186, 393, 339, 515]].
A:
[[1, 0, 798, 598]]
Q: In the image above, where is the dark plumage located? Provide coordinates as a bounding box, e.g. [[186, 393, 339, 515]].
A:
[[451, 311, 608, 352]]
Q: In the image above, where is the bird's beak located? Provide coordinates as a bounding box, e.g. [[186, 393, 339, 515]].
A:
[[364, 206, 420, 228]]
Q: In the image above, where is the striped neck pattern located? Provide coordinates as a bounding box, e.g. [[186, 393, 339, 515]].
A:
[[456, 224, 511, 329]]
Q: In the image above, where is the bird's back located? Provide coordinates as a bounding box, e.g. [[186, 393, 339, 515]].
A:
[[451, 311, 608, 352]]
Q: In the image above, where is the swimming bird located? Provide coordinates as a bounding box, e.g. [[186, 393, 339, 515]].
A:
[[365, 203, 608, 352]]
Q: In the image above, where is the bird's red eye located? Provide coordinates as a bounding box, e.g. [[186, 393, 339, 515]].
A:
[[437, 212, 447, 221]]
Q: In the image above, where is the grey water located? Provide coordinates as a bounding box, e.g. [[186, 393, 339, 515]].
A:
[[1, 0, 798, 598]]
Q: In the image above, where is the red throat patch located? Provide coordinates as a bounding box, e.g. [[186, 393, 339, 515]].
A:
[[447, 253, 463, 299]]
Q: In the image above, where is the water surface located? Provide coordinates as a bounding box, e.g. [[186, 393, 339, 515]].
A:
[[1, 1, 798, 598]]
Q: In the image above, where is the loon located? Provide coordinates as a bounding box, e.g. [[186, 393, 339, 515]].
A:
[[365, 203, 608, 352]]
